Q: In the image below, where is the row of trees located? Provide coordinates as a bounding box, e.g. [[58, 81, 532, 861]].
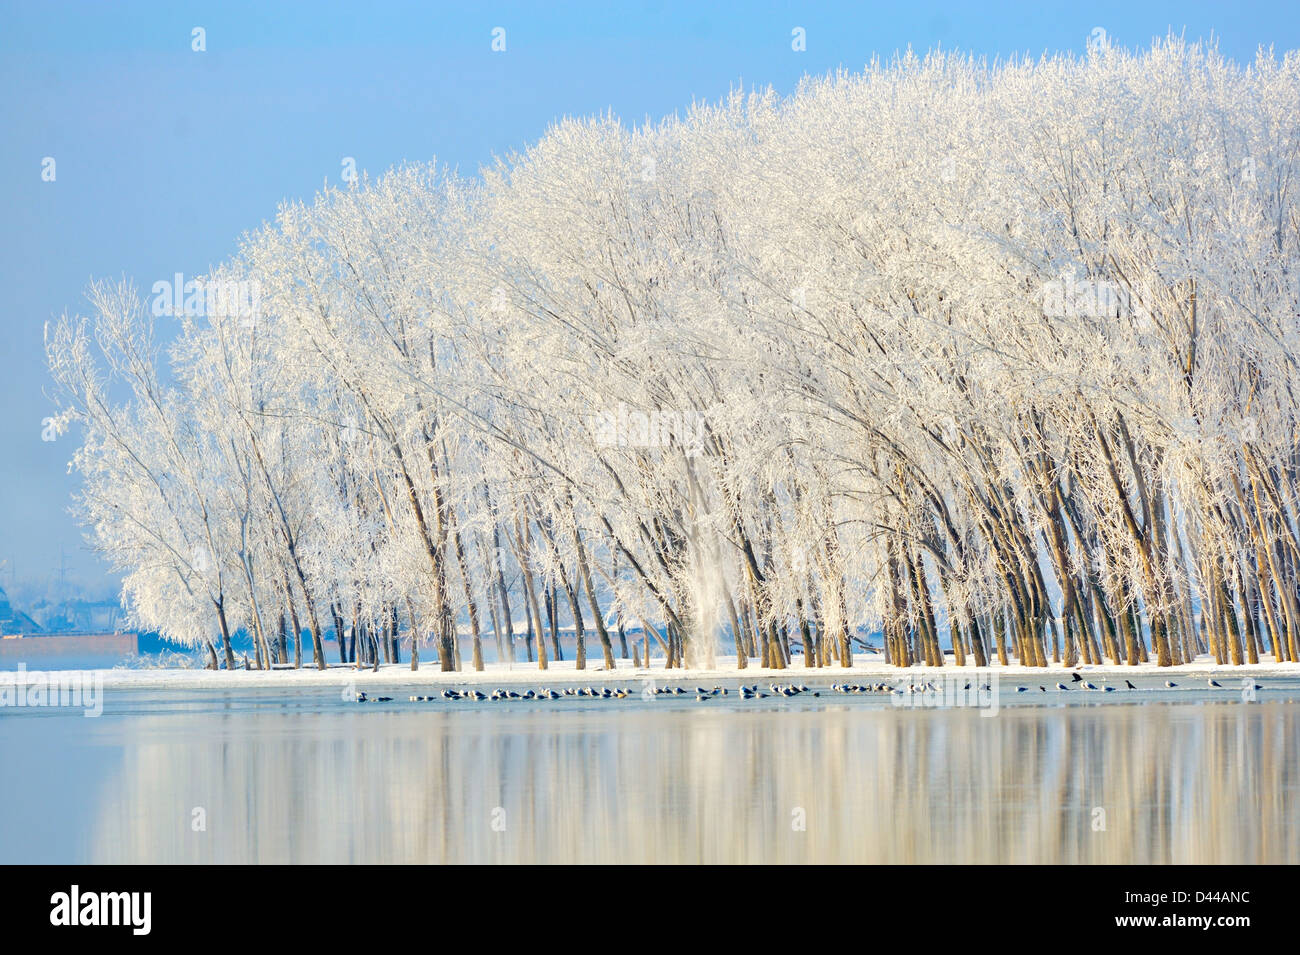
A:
[[47, 39, 1300, 671]]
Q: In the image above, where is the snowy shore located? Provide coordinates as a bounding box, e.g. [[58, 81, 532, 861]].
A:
[[15, 652, 1300, 691]]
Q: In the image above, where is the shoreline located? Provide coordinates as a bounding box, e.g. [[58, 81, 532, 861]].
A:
[[6, 652, 1300, 691]]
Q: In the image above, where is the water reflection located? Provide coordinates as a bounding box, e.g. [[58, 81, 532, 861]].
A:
[[80, 701, 1300, 863]]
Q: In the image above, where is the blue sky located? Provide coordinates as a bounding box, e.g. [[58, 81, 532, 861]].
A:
[[1, 0, 1297, 598]]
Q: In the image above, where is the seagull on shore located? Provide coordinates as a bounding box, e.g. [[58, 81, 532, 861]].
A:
[[1165, 680, 1178, 688], [1208, 678, 1223, 688], [1056, 682, 1070, 690], [1083, 681, 1098, 691], [1017, 686, 1028, 692]]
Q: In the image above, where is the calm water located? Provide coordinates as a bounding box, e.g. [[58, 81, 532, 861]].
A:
[[2, 680, 1298, 863]]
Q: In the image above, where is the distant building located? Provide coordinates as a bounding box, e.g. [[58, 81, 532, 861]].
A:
[[28, 596, 122, 633], [0, 585, 42, 636]]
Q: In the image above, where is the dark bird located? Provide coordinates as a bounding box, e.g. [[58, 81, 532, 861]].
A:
[[1125, 680, 1137, 690], [1017, 686, 1028, 693], [1071, 672, 1084, 682]]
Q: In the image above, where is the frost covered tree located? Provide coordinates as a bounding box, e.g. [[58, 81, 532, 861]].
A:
[[47, 39, 1300, 669]]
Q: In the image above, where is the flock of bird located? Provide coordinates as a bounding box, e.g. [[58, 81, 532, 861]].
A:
[[353, 682, 827, 704], [351, 673, 1270, 704], [1010, 673, 1265, 694]]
